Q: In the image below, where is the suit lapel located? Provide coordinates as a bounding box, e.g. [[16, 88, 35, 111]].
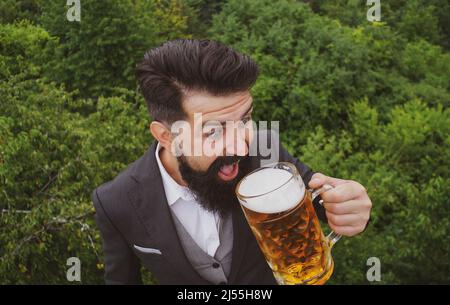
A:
[[128, 142, 209, 284]]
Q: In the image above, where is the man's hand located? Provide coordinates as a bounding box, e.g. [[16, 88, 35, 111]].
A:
[[308, 173, 372, 237]]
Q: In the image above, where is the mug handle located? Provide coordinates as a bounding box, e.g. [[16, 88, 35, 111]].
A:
[[309, 184, 342, 247]]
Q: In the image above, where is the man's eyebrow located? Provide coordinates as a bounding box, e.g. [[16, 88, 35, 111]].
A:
[[202, 103, 254, 127]]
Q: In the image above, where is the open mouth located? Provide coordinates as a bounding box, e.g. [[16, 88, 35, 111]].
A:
[[218, 160, 240, 181]]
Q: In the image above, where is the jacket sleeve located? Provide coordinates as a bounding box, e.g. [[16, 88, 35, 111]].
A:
[[278, 141, 328, 223], [92, 189, 142, 285]]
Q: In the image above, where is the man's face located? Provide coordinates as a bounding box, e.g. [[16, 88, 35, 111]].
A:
[[170, 90, 255, 215]]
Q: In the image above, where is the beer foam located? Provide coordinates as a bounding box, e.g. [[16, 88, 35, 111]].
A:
[[237, 168, 305, 214]]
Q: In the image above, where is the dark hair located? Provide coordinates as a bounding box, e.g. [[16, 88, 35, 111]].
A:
[[136, 39, 259, 123]]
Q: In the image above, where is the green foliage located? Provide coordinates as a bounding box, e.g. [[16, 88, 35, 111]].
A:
[[0, 0, 41, 24], [0, 22, 151, 283], [0, 75, 151, 283], [0, 20, 57, 80], [316, 0, 450, 50], [39, 0, 191, 99], [182, 0, 224, 38], [0, 0, 449, 284]]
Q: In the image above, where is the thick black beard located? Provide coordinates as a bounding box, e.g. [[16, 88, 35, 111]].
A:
[[177, 154, 253, 217]]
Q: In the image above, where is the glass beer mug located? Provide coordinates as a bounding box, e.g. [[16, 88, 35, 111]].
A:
[[235, 162, 341, 285]]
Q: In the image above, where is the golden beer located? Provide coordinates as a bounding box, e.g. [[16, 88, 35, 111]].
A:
[[235, 162, 340, 285]]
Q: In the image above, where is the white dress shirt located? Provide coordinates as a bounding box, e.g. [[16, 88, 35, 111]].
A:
[[155, 143, 221, 257]]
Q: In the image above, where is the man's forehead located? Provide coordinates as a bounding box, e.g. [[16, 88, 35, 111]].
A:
[[183, 91, 253, 120]]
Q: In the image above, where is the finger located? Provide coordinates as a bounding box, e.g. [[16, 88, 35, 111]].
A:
[[320, 182, 365, 203], [326, 211, 361, 227], [323, 200, 361, 215], [308, 173, 348, 189], [308, 173, 327, 188]]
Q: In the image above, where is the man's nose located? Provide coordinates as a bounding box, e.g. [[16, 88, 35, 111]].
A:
[[224, 124, 249, 156]]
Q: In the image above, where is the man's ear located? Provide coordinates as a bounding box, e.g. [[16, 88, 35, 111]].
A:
[[149, 121, 172, 149]]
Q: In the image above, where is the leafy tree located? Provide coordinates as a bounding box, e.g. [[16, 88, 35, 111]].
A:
[[39, 0, 192, 99], [0, 75, 152, 283], [0, 20, 56, 80], [0, 22, 152, 283], [313, 0, 450, 50], [0, 0, 41, 24], [184, 0, 225, 37]]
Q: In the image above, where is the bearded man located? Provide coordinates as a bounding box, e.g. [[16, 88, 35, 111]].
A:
[[92, 39, 372, 285]]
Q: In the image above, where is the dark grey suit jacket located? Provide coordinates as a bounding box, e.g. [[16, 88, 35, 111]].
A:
[[92, 133, 326, 285]]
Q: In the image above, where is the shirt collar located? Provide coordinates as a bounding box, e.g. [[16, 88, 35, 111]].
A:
[[155, 142, 195, 205]]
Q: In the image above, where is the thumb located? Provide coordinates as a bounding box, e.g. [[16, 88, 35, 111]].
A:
[[308, 172, 348, 189]]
